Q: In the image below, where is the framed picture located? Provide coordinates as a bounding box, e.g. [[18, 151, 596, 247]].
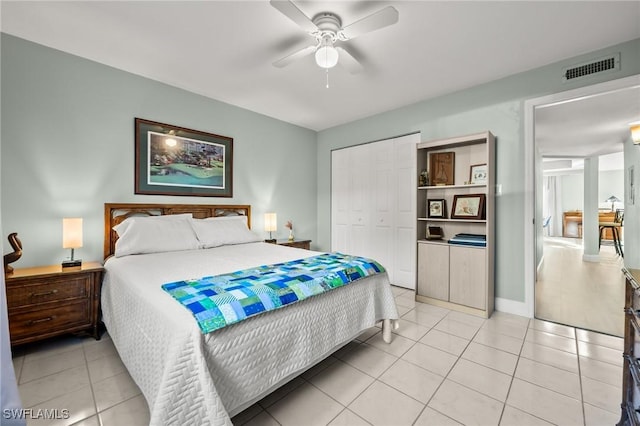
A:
[[469, 163, 488, 185], [451, 194, 486, 220], [429, 152, 455, 185], [135, 118, 233, 197], [427, 199, 447, 218]]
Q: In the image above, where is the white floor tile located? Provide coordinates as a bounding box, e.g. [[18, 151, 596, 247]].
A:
[[365, 330, 415, 357], [447, 358, 512, 402], [428, 379, 503, 426], [578, 340, 624, 366], [20, 349, 86, 384], [576, 328, 623, 351], [473, 329, 524, 355], [434, 317, 481, 340], [242, 410, 280, 426], [349, 380, 424, 426], [378, 358, 444, 404], [581, 375, 622, 414], [579, 355, 623, 387], [481, 320, 528, 340], [525, 329, 577, 354], [93, 371, 142, 412], [401, 309, 444, 329], [583, 402, 621, 426], [87, 353, 127, 383], [335, 343, 398, 378], [519, 341, 579, 373], [98, 394, 150, 426], [309, 359, 375, 406], [514, 357, 581, 400], [19, 365, 90, 408], [328, 409, 371, 426], [27, 386, 96, 426], [414, 407, 463, 425], [461, 342, 518, 375], [401, 342, 458, 377], [393, 319, 430, 341], [266, 382, 344, 426], [420, 329, 469, 356], [499, 405, 553, 426], [506, 378, 583, 425], [529, 319, 575, 339]]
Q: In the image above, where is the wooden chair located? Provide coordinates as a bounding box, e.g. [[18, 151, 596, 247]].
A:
[[599, 209, 623, 257]]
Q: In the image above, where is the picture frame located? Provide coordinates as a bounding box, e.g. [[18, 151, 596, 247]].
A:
[[451, 194, 486, 220], [427, 199, 447, 218], [469, 163, 488, 185], [135, 118, 233, 197], [429, 152, 455, 186]]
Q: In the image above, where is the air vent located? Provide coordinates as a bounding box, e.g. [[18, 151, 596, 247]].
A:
[[562, 53, 620, 82]]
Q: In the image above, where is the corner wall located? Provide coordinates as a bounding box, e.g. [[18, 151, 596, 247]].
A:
[[317, 38, 640, 304], [1, 34, 318, 267]]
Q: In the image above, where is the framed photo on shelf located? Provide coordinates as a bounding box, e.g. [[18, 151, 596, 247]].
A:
[[427, 199, 447, 218], [451, 194, 486, 219], [135, 118, 233, 197], [429, 152, 455, 186], [469, 163, 488, 185]]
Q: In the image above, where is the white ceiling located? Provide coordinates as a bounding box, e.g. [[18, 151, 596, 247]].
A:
[[2, 0, 639, 133]]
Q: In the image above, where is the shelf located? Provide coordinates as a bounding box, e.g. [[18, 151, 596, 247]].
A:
[[417, 239, 486, 248], [418, 184, 486, 190], [418, 217, 486, 223]]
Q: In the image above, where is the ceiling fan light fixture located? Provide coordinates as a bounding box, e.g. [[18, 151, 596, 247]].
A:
[[315, 45, 338, 69]]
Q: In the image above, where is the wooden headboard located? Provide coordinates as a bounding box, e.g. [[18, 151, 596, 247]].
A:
[[104, 203, 251, 260]]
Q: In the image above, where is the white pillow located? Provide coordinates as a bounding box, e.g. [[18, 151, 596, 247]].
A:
[[113, 214, 200, 257], [191, 216, 261, 248]]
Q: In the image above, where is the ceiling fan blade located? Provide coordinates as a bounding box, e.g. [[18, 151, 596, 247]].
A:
[[336, 46, 363, 74], [273, 44, 317, 68], [270, 0, 317, 33], [340, 6, 399, 40]]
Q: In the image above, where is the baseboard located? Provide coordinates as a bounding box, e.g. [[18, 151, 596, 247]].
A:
[[495, 297, 532, 318], [582, 253, 601, 262]]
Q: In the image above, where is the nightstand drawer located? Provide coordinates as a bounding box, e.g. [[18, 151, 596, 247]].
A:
[[6, 275, 89, 308], [8, 299, 91, 341]]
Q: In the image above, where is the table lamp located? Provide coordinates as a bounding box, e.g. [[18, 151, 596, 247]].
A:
[[264, 213, 277, 243], [605, 195, 621, 212], [62, 217, 83, 268]]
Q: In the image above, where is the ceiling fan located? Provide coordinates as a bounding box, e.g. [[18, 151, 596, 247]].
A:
[[270, 0, 399, 74]]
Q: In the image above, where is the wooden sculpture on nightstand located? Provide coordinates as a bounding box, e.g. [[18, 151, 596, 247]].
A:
[[3, 232, 22, 275]]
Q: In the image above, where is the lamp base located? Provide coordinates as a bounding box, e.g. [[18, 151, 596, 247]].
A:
[[62, 259, 82, 268], [264, 239, 277, 244]]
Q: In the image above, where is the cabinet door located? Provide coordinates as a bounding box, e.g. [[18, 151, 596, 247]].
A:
[[417, 243, 449, 301], [449, 246, 486, 310]]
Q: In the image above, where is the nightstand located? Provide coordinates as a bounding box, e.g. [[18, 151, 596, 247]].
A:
[[5, 262, 104, 346], [276, 239, 311, 250]]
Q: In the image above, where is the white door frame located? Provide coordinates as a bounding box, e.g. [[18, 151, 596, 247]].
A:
[[523, 74, 640, 318]]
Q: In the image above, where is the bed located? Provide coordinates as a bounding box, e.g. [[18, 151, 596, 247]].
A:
[[100, 203, 399, 425]]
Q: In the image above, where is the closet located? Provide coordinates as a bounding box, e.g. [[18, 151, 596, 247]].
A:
[[331, 133, 418, 289]]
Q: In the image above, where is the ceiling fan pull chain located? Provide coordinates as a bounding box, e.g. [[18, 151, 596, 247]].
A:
[[326, 68, 330, 89]]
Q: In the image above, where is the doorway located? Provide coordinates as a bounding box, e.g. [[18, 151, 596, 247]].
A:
[[524, 74, 640, 335]]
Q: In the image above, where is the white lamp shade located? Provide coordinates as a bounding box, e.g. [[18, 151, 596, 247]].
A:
[[315, 45, 339, 69], [631, 124, 640, 144], [63, 218, 83, 249], [264, 213, 277, 232]]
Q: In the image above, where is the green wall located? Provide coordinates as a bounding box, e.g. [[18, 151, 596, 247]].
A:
[[1, 34, 318, 267], [2, 33, 639, 304], [316, 38, 640, 303]]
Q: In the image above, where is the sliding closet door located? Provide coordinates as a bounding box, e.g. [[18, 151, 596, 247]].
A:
[[393, 134, 418, 288], [370, 140, 395, 282], [331, 149, 350, 254]]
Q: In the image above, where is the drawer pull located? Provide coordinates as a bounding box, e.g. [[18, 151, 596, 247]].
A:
[[31, 289, 58, 297], [28, 316, 55, 325]]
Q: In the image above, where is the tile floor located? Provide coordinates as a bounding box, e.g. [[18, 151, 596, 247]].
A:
[[11, 287, 624, 426]]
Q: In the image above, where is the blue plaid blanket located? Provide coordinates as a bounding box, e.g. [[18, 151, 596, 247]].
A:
[[161, 253, 386, 334]]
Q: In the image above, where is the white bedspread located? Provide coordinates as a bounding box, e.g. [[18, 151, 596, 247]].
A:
[[101, 242, 399, 425]]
